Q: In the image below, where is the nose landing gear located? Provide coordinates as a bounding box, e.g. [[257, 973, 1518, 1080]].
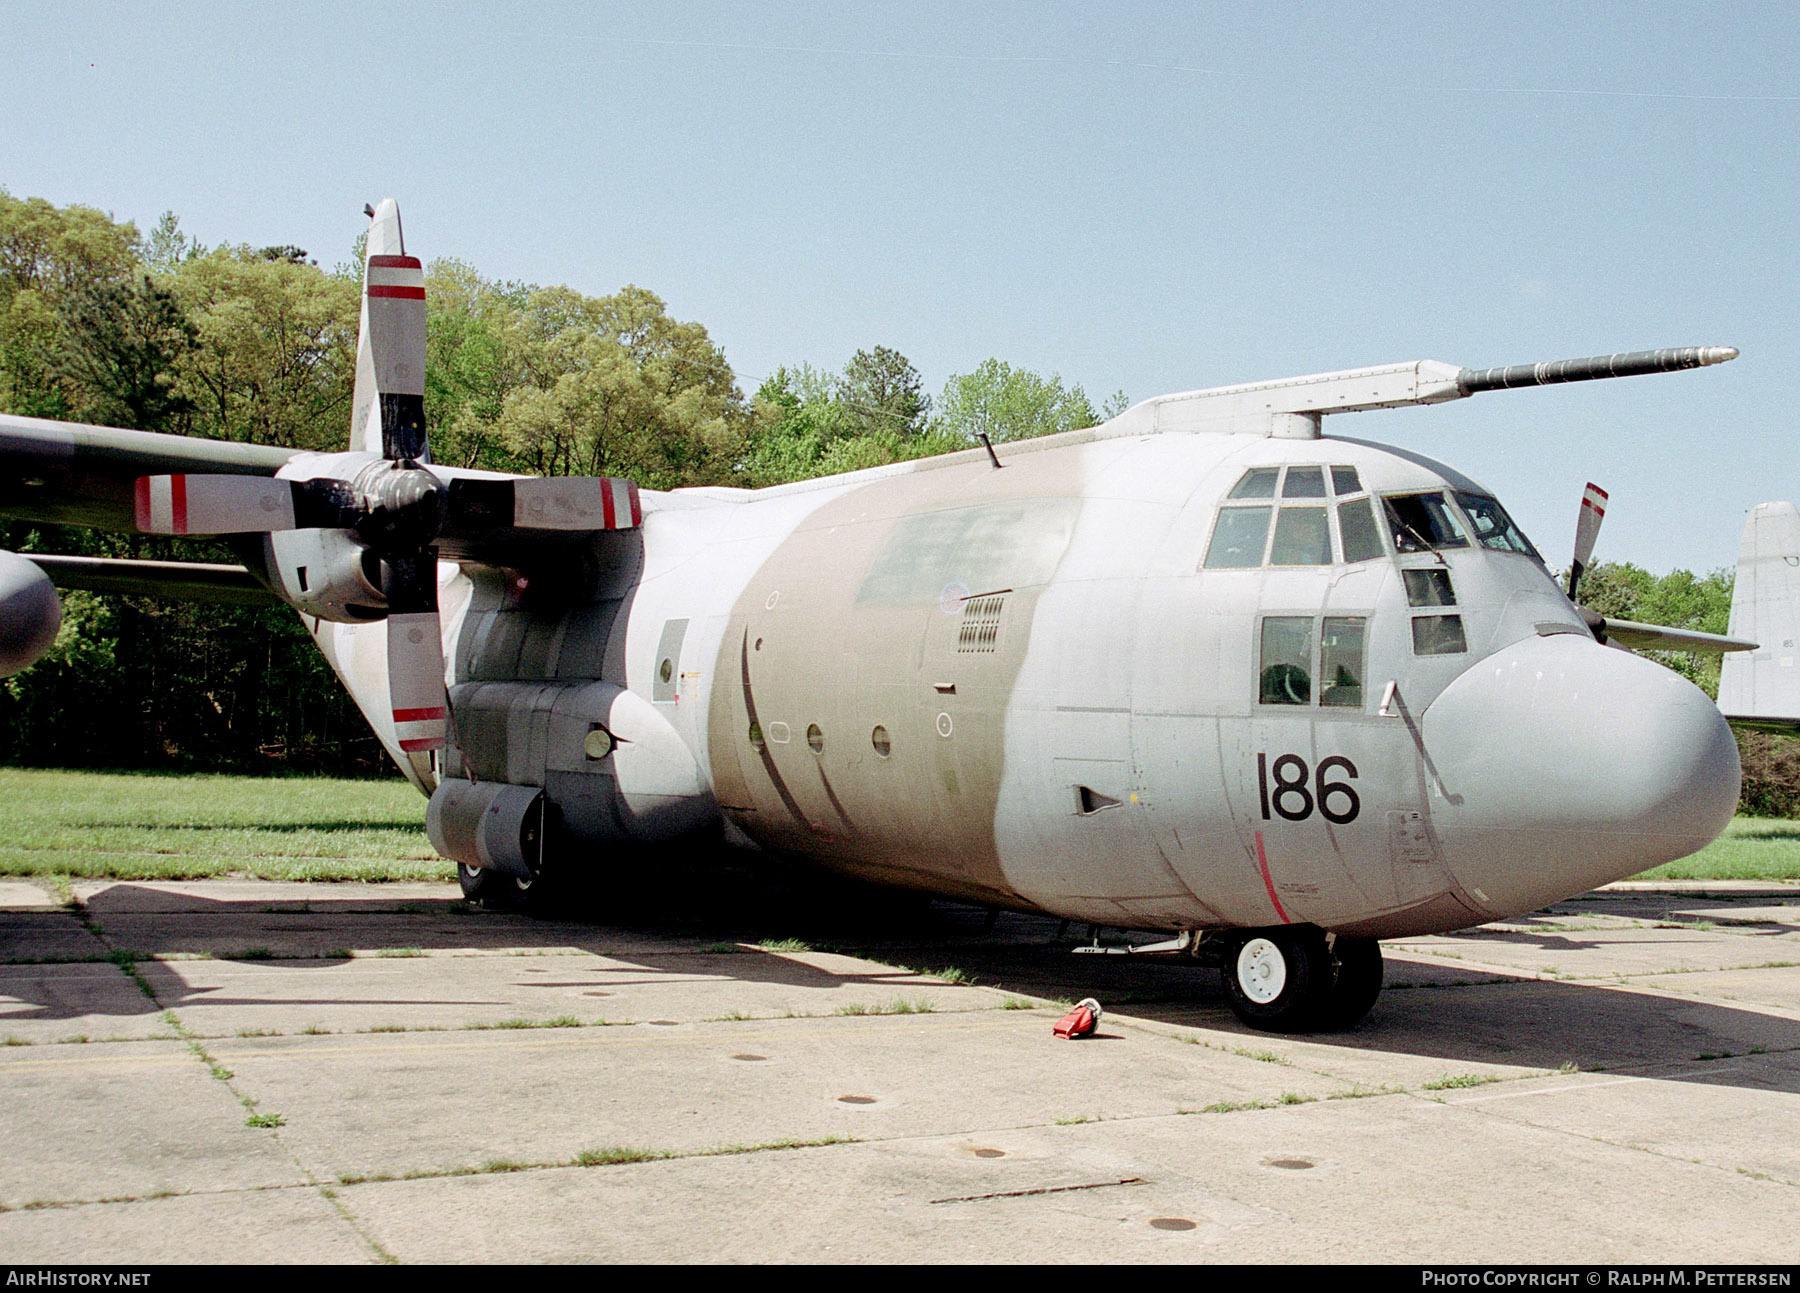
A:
[[1220, 926, 1383, 1032]]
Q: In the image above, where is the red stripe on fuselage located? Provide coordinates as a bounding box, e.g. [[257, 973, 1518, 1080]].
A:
[[367, 285, 426, 299], [1253, 829, 1291, 924]]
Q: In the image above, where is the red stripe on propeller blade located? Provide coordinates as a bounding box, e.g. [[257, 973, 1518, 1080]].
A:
[[367, 285, 426, 299], [391, 706, 446, 723]]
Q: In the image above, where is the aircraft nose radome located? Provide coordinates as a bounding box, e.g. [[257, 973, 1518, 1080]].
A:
[[1420, 635, 1740, 919]]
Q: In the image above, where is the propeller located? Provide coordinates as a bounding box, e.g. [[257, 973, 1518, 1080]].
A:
[[131, 200, 642, 758], [1562, 481, 1755, 654], [1567, 482, 1607, 604]]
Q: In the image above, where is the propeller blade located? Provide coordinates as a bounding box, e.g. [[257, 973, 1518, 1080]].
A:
[[134, 475, 355, 535], [135, 474, 295, 535], [446, 476, 643, 532], [382, 550, 447, 753], [364, 252, 429, 463], [1568, 481, 1608, 602]]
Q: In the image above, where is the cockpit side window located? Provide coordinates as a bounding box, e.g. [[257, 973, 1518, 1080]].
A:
[[1454, 491, 1541, 559], [1384, 492, 1470, 553]]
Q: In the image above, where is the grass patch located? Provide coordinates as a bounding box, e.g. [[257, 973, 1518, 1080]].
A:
[[834, 997, 934, 1016], [375, 947, 424, 958], [574, 1146, 671, 1167], [700, 942, 740, 954], [1000, 997, 1035, 1010], [1422, 1073, 1505, 1090], [0, 769, 447, 883], [925, 965, 975, 986], [1639, 816, 1800, 881], [758, 937, 812, 953], [245, 1112, 285, 1129]]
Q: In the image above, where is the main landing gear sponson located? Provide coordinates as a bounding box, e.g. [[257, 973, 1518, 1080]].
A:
[[1220, 926, 1383, 1032]]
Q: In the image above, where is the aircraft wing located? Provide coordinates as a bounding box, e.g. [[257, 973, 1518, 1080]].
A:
[[26, 555, 278, 606], [0, 412, 298, 532], [1602, 619, 1756, 655]]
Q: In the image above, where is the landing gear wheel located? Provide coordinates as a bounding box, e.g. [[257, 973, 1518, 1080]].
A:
[[457, 862, 545, 912], [1318, 936, 1383, 1030], [1221, 927, 1329, 1032]]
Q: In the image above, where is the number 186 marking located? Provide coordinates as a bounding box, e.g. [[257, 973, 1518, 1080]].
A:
[[1257, 753, 1360, 824]]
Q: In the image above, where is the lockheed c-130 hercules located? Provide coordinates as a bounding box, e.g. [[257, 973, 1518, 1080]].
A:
[[0, 200, 1763, 1032]]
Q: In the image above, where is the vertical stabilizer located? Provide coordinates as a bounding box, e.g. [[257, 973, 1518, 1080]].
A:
[[1719, 502, 1800, 731]]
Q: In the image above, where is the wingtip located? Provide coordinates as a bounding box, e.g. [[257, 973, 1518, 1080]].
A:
[[1701, 346, 1740, 365]]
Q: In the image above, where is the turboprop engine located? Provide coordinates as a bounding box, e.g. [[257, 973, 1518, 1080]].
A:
[[0, 549, 61, 676]]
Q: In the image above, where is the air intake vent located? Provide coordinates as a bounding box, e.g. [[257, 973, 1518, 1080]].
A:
[[957, 594, 1007, 653]]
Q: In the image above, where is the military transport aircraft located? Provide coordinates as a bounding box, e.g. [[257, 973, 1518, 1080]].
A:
[[0, 200, 1756, 1032]]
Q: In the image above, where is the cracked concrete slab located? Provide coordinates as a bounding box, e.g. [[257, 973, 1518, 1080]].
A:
[[0, 878, 1794, 1262]]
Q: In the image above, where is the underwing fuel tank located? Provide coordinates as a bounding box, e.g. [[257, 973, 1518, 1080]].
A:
[[1419, 634, 1740, 919], [0, 550, 61, 676]]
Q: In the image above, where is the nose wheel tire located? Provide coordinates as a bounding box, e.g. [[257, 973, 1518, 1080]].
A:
[[1222, 928, 1330, 1032], [1319, 936, 1384, 1030], [1221, 928, 1385, 1032]]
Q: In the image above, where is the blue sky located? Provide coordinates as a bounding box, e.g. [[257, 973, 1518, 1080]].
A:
[[5, 2, 1794, 574]]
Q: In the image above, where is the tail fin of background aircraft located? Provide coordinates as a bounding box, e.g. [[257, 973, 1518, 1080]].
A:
[[1719, 502, 1800, 733]]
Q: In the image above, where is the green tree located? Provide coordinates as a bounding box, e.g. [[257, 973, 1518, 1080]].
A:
[[840, 345, 929, 437], [935, 359, 1120, 444], [52, 274, 195, 431], [162, 245, 360, 449]]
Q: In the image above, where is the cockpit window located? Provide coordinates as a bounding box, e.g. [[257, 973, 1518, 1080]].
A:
[[1454, 492, 1540, 559], [1259, 617, 1312, 705], [1281, 466, 1327, 498], [1269, 507, 1331, 565], [1229, 468, 1279, 499], [1337, 498, 1386, 562], [1330, 466, 1362, 495], [1384, 492, 1470, 553], [1203, 506, 1272, 568]]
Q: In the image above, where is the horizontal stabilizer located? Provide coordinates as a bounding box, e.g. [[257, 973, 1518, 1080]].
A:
[[1720, 502, 1800, 730]]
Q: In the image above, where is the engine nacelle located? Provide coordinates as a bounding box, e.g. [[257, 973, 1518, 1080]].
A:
[[0, 550, 62, 676], [425, 778, 545, 879], [263, 528, 384, 623]]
